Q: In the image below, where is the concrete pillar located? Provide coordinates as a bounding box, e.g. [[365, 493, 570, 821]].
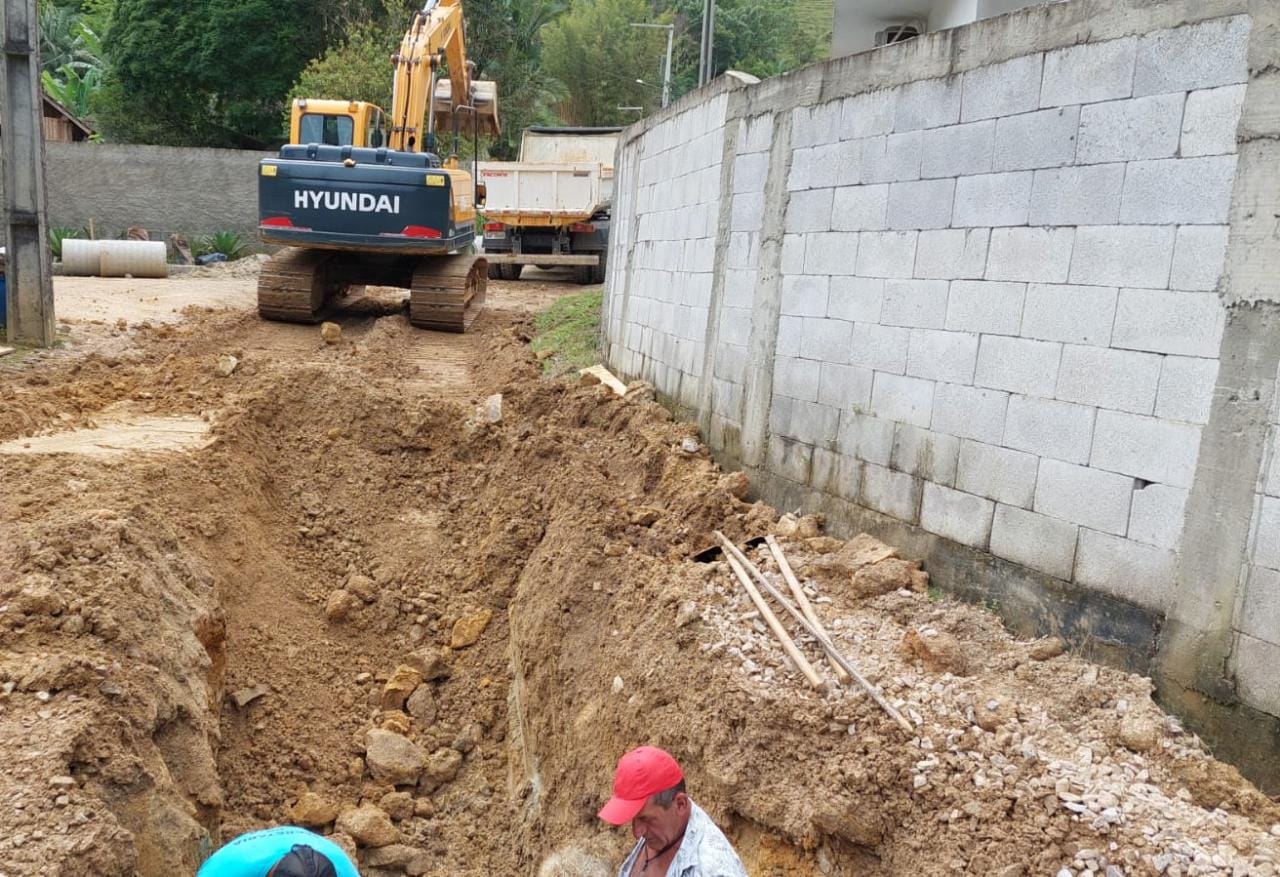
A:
[[2, 0, 55, 346]]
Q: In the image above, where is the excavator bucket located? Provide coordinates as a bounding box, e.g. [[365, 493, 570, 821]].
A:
[[433, 79, 499, 137]]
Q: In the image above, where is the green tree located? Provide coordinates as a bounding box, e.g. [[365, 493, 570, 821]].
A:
[[289, 22, 398, 114], [541, 0, 665, 126], [92, 0, 328, 148]]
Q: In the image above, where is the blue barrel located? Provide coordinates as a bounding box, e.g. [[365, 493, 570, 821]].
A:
[[0, 274, 6, 328]]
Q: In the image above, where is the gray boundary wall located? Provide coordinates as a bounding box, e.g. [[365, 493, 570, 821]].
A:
[[43, 143, 272, 242], [602, 0, 1280, 789]]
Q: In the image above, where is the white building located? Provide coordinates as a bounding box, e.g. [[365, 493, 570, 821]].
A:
[[833, 0, 1051, 56]]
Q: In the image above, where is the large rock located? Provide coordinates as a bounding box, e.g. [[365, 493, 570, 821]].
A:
[[379, 790, 414, 821], [365, 729, 426, 786], [381, 665, 424, 711], [335, 804, 399, 848], [450, 609, 493, 648], [1118, 715, 1160, 753], [901, 629, 972, 676], [346, 574, 378, 603], [406, 685, 437, 725], [363, 843, 430, 871], [403, 647, 451, 681], [418, 747, 463, 793], [804, 533, 899, 587], [325, 589, 360, 622], [851, 558, 927, 597], [286, 791, 339, 827]]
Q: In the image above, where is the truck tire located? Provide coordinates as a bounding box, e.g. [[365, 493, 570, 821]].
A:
[[487, 262, 504, 280], [503, 263, 524, 281]]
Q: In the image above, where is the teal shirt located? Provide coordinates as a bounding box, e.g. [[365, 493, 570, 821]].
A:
[[197, 827, 359, 877]]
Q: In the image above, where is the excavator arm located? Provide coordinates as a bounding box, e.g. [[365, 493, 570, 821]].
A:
[[388, 0, 499, 154]]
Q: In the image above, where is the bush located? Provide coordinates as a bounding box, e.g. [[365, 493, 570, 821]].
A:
[[194, 231, 249, 260], [50, 227, 80, 260]]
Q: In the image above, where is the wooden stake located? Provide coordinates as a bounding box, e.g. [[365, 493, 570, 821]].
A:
[[766, 535, 850, 685], [579, 364, 628, 396], [722, 551, 825, 691], [715, 532, 914, 735]]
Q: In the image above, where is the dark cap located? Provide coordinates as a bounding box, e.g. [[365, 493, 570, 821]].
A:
[[267, 845, 340, 877]]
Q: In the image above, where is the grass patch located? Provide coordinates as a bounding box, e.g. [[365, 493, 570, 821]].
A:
[[531, 289, 603, 377]]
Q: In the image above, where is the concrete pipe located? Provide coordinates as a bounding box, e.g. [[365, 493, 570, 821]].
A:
[[61, 239, 168, 278]]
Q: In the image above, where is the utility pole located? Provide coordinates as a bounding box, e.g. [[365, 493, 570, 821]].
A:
[[698, 0, 717, 87], [629, 22, 674, 109], [2, 0, 55, 347]]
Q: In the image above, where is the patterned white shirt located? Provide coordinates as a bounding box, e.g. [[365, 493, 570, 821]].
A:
[[616, 801, 748, 877]]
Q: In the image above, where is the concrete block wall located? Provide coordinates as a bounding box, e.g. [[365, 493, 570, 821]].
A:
[[605, 0, 1280, 787]]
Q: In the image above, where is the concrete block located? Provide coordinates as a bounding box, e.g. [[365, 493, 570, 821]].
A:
[[818, 361, 874, 411], [1120, 156, 1237, 225], [870, 372, 935, 428], [1021, 283, 1117, 347], [803, 231, 861, 275], [1181, 85, 1246, 157], [1128, 483, 1188, 550], [945, 280, 1025, 336], [1056, 344, 1162, 415], [776, 316, 803, 357], [828, 276, 884, 323], [739, 114, 773, 154], [1077, 93, 1185, 163], [1112, 289, 1225, 358], [832, 139, 863, 188], [990, 503, 1078, 580], [718, 306, 753, 347], [975, 336, 1062, 397], [861, 462, 922, 523], [727, 232, 759, 271], [931, 383, 1009, 445], [1239, 566, 1280, 646], [987, 227, 1074, 284], [1028, 163, 1125, 227], [768, 435, 814, 485], [906, 328, 979, 384], [993, 106, 1080, 172], [1034, 458, 1133, 535], [892, 424, 960, 486], [723, 271, 757, 311], [850, 322, 911, 374], [1004, 394, 1095, 464], [1091, 410, 1202, 488], [774, 356, 821, 402], [1076, 529, 1175, 611], [914, 229, 989, 281], [832, 184, 889, 231], [957, 439, 1038, 508], [1155, 356, 1218, 425], [811, 447, 862, 500], [789, 399, 841, 445], [800, 316, 855, 363], [920, 120, 995, 179], [921, 483, 994, 548], [856, 231, 919, 279], [841, 88, 896, 140], [1041, 37, 1137, 108], [788, 145, 836, 192], [781, 274, 829, 318], [881, 279, 950, 330], [886, 178, 956, 231], [732, 152, 769, 194], [1234, 634, 1280, 716], [952, 171, 1033, 228], [786, 188, 835, 234], [838, 412, 896, 466], [961, 53, 1043, 122], [1170, 225, 1230, 292], [792, 101, 842, 149], [781, 234, 806, 274], [731, 191, 766, 232], [1254, 496, 1280, 570], [1069, 226, 1174, 289], [893, 77, 962, 132], [1133, 15, 1251, 98], [861, 132, 923, 184]]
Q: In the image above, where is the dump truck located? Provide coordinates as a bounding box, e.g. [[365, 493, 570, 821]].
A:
[[255, 0, 498, 332], [477, 127, 621, 284]]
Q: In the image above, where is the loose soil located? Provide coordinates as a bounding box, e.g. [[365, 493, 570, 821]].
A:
[[0, 273, 1277, 877]]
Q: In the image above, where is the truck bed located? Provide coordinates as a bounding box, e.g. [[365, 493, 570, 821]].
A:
[[477, 161, 606, 227]]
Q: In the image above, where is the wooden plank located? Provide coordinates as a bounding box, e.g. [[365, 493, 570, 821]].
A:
[[767, 535, 851, 684], [579, 364, 628, 396]]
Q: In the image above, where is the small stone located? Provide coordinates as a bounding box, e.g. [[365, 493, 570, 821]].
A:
[[325, 589, 360, 622], [795, 514, 823, 539], [287, 791, 339, 827], [48, 776, 75, 788], [335, 804, 399, 847], [477, 394, 502, 424], [612, 676, 624, 694], [364, 844, 424, 869], [852, 558, 926, 598], [320, 322, 342, 344], [380, 665, 424, 711], [453, 723, 482, 754], [230, 685, 269, 708], [419, 748, 463, 793], [1118, 716, 1160, 753], [975, 694, 1015, 731], [346, 574, 378, 602], [912, 774, 928, 789], [54, 795, 69, 807], [629, 506, 662, 526], [365, 729, 426, 786], [680, 437, 701, 454], [675, 601, 699, 628], [1030, 636, 1067, 660], [379, 791, 414, 821], [775, 514, 799, 537], [721, 471, 750, 499], [214, 354, 239, 377], [403, 647, 451, 681], [380, 711, 411, 735], [450, 608, 493, 648], [413, 797, 435, 817], [406, 685, 437, 726], [901, 628, 972, 676], [804, 537, 844, 554], [328, 833, 359, 867]]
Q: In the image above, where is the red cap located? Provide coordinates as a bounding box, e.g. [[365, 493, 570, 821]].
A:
[[597, 746, 684, 825]]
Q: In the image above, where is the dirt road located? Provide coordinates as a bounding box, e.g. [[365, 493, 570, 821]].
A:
[[0, 269, 1277, 877]]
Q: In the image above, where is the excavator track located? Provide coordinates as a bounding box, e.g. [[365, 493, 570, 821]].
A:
[[408, 254, 487, 333], [257, 247, 338, 324]]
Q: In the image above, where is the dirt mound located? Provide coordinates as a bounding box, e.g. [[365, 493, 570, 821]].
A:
[[0, 296, 1277, 877]]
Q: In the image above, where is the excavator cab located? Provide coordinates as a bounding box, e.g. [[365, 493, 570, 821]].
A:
[[289, 100, 387, 148]]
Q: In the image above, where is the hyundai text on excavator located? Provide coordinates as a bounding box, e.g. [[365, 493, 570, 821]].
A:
[[255, 0, 499, 332]]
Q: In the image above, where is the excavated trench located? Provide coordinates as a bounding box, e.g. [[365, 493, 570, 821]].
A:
[[2, 290, 1278, 877]]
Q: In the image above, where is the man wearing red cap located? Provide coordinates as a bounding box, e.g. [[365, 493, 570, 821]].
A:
[[598, 746, 747, 877]]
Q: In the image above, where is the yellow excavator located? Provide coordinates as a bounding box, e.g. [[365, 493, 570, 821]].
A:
[[255, 0, 499, 332]]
